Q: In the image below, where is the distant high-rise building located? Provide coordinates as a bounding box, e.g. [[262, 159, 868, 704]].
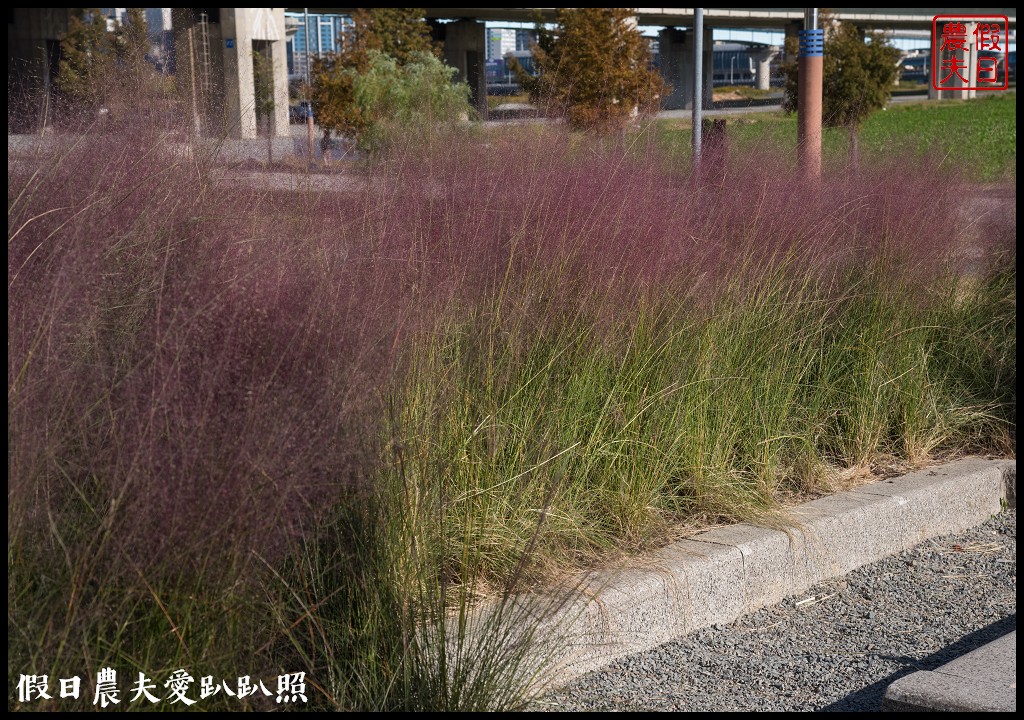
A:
[[284, 12, 353, 80], [100, 8, 127, 28], [144, 8, 173, 36], [487, 28, 526, 62], [485, 28, 537, 87], [144, 9, 174, 72]]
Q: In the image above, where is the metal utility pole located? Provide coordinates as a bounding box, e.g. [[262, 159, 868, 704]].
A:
[[303, 8, 312, 88], [186, 23, 202, 135], [797, 8, 823, 179], [692, 8, 703, 165], [304, 8, 314, 162]]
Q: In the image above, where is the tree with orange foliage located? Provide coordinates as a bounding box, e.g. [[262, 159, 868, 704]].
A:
[[513, 8, 664, 132]]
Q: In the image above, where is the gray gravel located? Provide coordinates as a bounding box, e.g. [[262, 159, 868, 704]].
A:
[[533, 510, 1016, 712]]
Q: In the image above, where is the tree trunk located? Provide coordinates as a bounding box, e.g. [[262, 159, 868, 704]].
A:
[[848, 124, 860, 172], [321, 130, 332, 167]]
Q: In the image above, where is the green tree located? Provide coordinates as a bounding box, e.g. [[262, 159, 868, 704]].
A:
[[59, 8, 169, 123], [512, 8, 665, 132], [310, 8, 441, 153], [351, 50, 470, 151], [782, 16, 900, 165], [112, 9, 171, 112], [57, 8, 115, 108], [113, 7, 150, 78]]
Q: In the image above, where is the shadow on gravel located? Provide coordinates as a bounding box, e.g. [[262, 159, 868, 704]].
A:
[[821, 614, 1017, 712]]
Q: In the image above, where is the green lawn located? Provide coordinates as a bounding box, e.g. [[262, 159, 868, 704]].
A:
[[657, 91, 1016, 181], [860, 92, 1015, 180]]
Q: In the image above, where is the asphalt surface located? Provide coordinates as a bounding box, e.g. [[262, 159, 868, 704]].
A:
[[533, 509, 1016, 712]]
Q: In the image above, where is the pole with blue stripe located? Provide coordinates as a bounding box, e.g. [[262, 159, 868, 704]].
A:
[[797, 9, 823, 179]]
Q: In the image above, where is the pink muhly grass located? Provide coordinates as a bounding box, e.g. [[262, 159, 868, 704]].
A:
[[8, 108, 1012, 580]]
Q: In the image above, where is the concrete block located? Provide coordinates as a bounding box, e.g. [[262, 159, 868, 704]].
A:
[[524, 457, 1014, 688], [883, 631, 1016, 712], [791, 491, 908, 575], [785, 458, 1008, 579], [851, 458, 1005, 543], [545, 539, 745, 679], [690, 523, 827, 611], [999, 460, 1016, 508], [647, 539, 746, 632]]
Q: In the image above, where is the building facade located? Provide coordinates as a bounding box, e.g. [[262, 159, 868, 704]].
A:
[[283, 11, 352, 81]]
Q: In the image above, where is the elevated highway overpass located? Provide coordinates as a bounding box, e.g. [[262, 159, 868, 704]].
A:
[[295, 8, 1015, 31]]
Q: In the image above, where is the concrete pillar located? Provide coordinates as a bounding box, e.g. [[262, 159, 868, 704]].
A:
[[221, 9, 257, 139], [784, 20, 802, 65], [7, 8, 73, 113], [659, 28, 687, 110], [202, 8, 288, 139], [442, 19, 488, 120], [658, 26, 712, 111], [172, 9, 227, 136], [749, 46, 779, 91], [928, 22, 942, 101], [268, 10, 290, 137], [964, 21, 978, 100], [171, 8, 202, 134], [928, 33, 942, 100]]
